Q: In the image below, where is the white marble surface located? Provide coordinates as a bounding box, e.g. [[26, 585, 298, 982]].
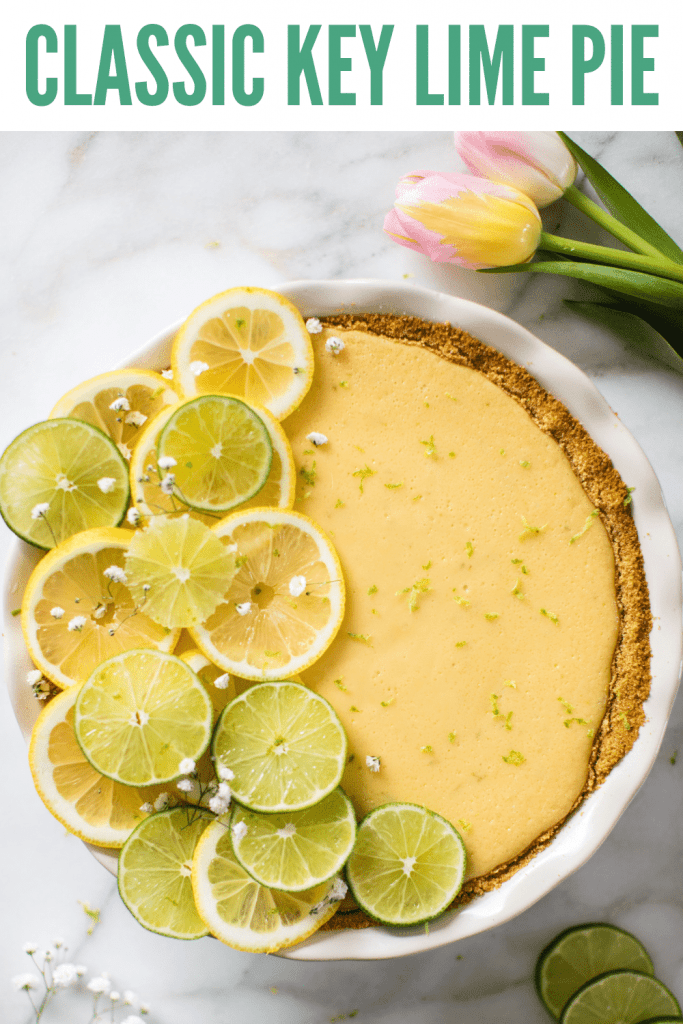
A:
[[1, 131, 683, 1023]]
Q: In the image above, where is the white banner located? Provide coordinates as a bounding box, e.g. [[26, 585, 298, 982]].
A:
[[1, 0, 681, 130]]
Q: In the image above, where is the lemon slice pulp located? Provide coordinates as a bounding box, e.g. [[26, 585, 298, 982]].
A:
[[21, 527, 178, 689], [190, 508, 345, 680], [212, 681, 347, 813], [192, 814, 343, 952], [74, 649, 213, 786], [0, 419, 129, 549], [171, 287, 314, 419], [49, 368, 179, 461]]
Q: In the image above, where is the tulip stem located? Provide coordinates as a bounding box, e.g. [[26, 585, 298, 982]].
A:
[[563, 185, 666, 260], [538, 233, 683, 284]]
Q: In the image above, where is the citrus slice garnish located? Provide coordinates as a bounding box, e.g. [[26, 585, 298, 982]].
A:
[[192, 814, 343, 952], [118, 806, 210, 939], [189, 508, 345, 680], [129, 399, 295, 526], [535, 923, 655, 1019], [124, 514, 237, 629], [212, 681, 347, 813], [74, 649, 213, 786], [156, 395, 272, 513], [231, 787, 356, 891], [0, 419, 129, 549], [21, 527, 178, 689], [29, 687, 168, 848], [560, 971, 680, 1024], [49, 368, 179, 461], [345, 803, 467, 927], [179, 648, 236, 720], [171, 287, 314, 419]]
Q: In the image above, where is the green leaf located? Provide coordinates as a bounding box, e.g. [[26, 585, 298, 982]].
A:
[[558, 132, 683, 265], [481, 260, 683, 309], [564, 300, 683, 373]]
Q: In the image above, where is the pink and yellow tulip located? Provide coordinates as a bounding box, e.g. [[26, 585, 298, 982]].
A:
[[383, 171, 542, 269]]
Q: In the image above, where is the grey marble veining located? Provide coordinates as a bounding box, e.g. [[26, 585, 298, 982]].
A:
[[1, 131, 682, 1024]]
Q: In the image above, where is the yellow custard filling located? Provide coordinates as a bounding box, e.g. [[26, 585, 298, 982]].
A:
[[287, 328, 619, 880]]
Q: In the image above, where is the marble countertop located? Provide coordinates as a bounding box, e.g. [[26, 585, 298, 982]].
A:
[[2, 131, 682, 1023]]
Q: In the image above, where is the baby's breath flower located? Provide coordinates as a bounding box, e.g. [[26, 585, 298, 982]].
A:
[[330, 877, 348, 901], [217, 764, 235, 782], [123, 990, 138, 1006], [52, 936, 65, 949], [289, 575, 306, 598], [109, 397, 130, 412], [232, 821, 248, 841], [30, 502, 50, 520], [43, 949, 55, 962], [161, 368, 173, 379], [159, 473, 175, 495], [53, 963, 79, 988], [12, 973, 40, 991], [178, 758, 196, 775], [103, 565, 127, 584], [75, 965, 88, 976], [365, 755, 381, 773], [127, 507, 141, 526], [26, 669, 43, 686], [110, 991, 121, 1002], [213, 672, 231, 690], [97, 477, 117, 494], [142, 583, 151, 592], [235, 602, 251, 616], [177, 779, 193, 792], [325, 336, 345, 355], [22, 941, 39, 955], [139, 802, 154, 814], [125, 411, 147, 427], [306, 432, 328, 446], [208, 794, 230, 815], [67, 616, 86, 632], [157, 455, 177, 470], [140, 1003, 151, 1015], [305, 317, 323, 334], [153, 792, 170, 812], [87, 976, 111, 994], [122, 1016, 145, 1024], [50, 606, 65, 619], [190, 361, 209, 376]]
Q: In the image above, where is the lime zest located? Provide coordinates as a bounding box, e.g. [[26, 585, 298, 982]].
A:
[[368, 584, 378, 595], [347, 632, 372, 645], [452, 589, 470, 607], [520, 515, 546, 540], [485, 613, 499, 621], [448, 731, 457, 742], [335, 498, 345, 508], [541, 607, 560, 625], [384, 482, 403, 489], [420, 745, 433, 754], [334, 679, 347, 691], [558, 696, 574, 714], [397, 577, 431, 612], [352, 465, 375, 493], [380, 697, 395, 707], [511, 579, 525, 600], [570, 509, 599, 544], [624, 486, 635, 506], [458, 819, 471, 832], [455, 640, 467, 648], [502, 750, 525, 766], [349, 705, 362, 713], [619, 712, 632, 731], [299, 462, 317, 486], [465, 541, 474, 558]]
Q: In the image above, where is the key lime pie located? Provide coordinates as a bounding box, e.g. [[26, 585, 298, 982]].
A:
[[5, 287, 651, 945]]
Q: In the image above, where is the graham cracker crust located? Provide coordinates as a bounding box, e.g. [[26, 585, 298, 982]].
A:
[[318, 313, 652, 933]]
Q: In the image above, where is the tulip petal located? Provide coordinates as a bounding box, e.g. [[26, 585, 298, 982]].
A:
[[454, 132, 577, 208]]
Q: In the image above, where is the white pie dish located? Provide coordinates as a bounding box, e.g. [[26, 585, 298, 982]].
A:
[[3, 279, 681, 961]]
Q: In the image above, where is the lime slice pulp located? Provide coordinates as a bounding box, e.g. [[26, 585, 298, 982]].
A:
[[561, 971, 681, 1024]]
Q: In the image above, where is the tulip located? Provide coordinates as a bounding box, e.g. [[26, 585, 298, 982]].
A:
[[454, 131, 577, 209], [384, 171, 542, 269]]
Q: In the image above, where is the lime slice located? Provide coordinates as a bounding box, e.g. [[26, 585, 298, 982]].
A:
[[345, 803, 466, 927], [231, 788, 356, 891], [75, 649, 213, 786], [124, 514, 237, 628], [212, 681, 347, 812], [157, 395, 273, 513], [561, 971, 680, 1024], [118, 806, 210, 939], [536, 923, 655, 1019], [192, 814, 343, 952], [0, 419, 129, 549]]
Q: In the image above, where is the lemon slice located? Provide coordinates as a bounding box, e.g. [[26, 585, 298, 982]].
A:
[[231, 788, 356, 891], [49, 368, 179, 461], [75, 649, 213, 786], [124, 515, 237, 629], [192, 814, 343, 952], [190, 508, 345, 680], [179, 648, 236, 720], [129, 398, 295, 526], [345, 803, 467, 927], [29, 687, 168, 848], [212, 681, 347, 812], [118, 807, 210, 939], [21, 527, 178, 689], [171, 287, 314, 419], [0, 419, 129, 549], [157, 395, 272, 513]]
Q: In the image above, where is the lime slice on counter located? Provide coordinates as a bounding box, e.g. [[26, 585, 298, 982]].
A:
[[118, 806, 210, 939], [0, 418, 129, 549], [124, 514, 237, 628], [561, 971, 681, 1024], [536, 923, 655, 1019], [192, 814, 343, 952], [75, 649, 213, 786], [212, 681, 347, 813], [230, 787, 356, 891], [345, 802, 466, 927], [157, 394, 273, 513]]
